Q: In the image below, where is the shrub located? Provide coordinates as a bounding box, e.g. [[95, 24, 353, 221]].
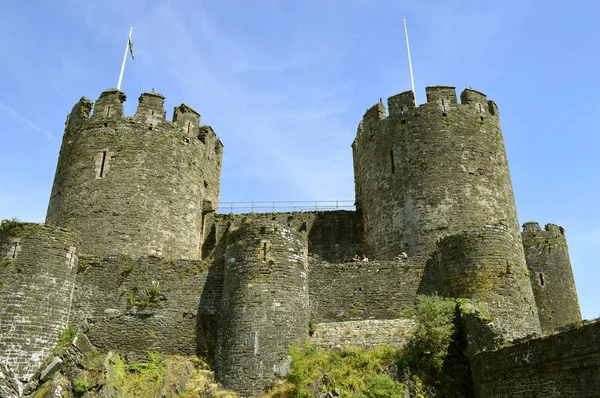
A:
[[287, 343, 404, 397], [408, 294, 456, 374], [58, 325, 77, 345]]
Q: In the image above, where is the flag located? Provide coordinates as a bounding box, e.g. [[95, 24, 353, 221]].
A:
[[128, 37, 135, 60]]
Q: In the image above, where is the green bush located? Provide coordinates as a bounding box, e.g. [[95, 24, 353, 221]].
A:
[[408, 294, 456, 374], [73, 378, 89, 394], [58, 325, 77, 345], [287, 343, 404, 397], [357, 373, 405, 398]]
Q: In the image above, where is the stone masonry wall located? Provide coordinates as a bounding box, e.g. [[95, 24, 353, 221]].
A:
[[72, 255, 221, 362], [471, 320, 600, 397], [308, 259, 435, 323], [0, 222, 79, 382], [309, 319, 416, 350], [215, 219, 309, 396], [522, 222, 581, 333], [46, 89, 223, 259], [436, 223, 541, 346], [204, 211, 363, 263], [353, 87, 519, 265]]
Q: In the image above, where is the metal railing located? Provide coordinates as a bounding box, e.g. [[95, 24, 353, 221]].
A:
[[218, 200, 355, 214]]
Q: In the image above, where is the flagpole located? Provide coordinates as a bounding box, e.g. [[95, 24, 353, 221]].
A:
[[403, 19, 416, 105], [117, 27, 133, 91]]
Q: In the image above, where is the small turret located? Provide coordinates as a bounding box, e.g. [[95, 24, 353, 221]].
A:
[[522, 222, 581, 333]]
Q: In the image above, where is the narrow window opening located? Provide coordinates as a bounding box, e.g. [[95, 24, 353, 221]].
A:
[[204, 181, 208, 189], [299, 222, 307, 233], [480, 116, 484, 121], [106, 105, 111, 117], [478, 103, 483, 113], [149, 111, 155, 126], [12, 242, 18, 258], [400, 105, 405, 115], [103, 122, 108, 127], [262, 242, 268, 262], [442, 112, 447, 117], [358, 287, 363, 292], [99, 150, 107, 178], [539, 273, 545, 286], [390, 150, 395, 174], [441, 99, 446, 111], [187, 122, 192, 135], [401, 119, 407, 125]]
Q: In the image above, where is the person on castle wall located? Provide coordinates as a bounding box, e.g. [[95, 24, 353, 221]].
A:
[[362, 254, 369, 263], [352, 254, 360, 262]]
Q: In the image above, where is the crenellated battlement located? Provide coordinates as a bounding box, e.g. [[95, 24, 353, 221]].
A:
[[425, 86, 458, 108], [69, 89, 214, 135], [356, 86, 501, 137], [522, 221, 565, 237], [135, 90, 167, 127], [173, 103, 201, 138], [387, 90, 415, 116], [358, 86, 500, 132], [64, 89, 223, 157], [91, 88, 126, 120]]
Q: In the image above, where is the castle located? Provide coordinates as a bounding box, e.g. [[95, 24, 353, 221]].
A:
[[1, 86, 598, 397]]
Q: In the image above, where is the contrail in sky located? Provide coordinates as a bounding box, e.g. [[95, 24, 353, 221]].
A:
[[0, 102, 55, 140]]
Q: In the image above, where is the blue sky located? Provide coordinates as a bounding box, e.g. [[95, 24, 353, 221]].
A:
[[0, 0, 597, 319]]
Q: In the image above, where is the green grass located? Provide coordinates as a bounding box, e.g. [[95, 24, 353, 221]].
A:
[[286, 343, 404, 397]]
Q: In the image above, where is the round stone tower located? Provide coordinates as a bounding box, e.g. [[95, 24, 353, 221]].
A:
[[46, 89, 223, 259], [215, 218, 309, 396], [436, 223, 541, 342], [352, 87, 520, 264], [522, 222, 581, 333]]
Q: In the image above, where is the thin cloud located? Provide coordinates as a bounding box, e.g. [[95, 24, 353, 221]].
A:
[[0, 102, 55, 140]]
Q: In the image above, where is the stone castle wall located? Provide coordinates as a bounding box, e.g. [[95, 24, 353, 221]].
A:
[[71, 255, 220, 362], [308, 259, 433, 323], [0, 223, 79, 382], [46, 89, 223, 259], [215, 219, 310, 395], [471, 320, 600, 397], [0, 86, 588, 397], [436, 223, 541, 344], [353, 87, 519, 264], [522, 222, 581, 333]]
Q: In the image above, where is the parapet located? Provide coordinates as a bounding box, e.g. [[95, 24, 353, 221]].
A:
[[425, 86, 458, 108], [135, 90, 167, 128], [65, 89, 223, 148], [522, 221, 565, 237], [91, 88, 126, 120], [522, 221, 543, 234], [173, 104, 201, 138], [387, 90, 415, 116], [65, 96, 93, 132], [363, 101, 386, 121]]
